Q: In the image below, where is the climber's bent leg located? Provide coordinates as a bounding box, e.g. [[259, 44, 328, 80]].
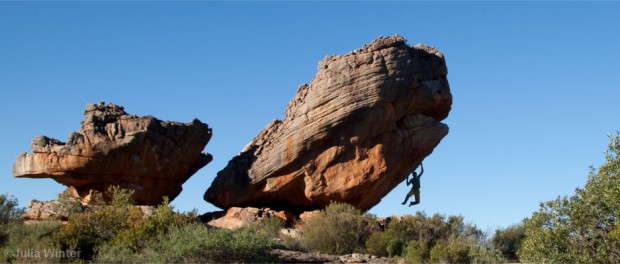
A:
[[402, 189, 415, 205], [409, 189, 420, 207]]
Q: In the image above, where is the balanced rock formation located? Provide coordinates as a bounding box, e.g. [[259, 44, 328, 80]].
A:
[[205, 35, 451, 212], [14, 102, 213, 205]]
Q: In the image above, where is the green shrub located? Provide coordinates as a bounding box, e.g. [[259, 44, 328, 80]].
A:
[[94, 192, 277, 263], [469, 245, 506, 264], [492, 223, 524, 262], [56, 186, 139, 259], [404, 239, 430, 263], [519, 133, 620, 263], [366, 214, 429, 257], [195, 226, 277, 263], [104, 197, 192, 252], [251, 215, 286, 239], [404, 235, 504, 264], [429, 236, 471, 263], [301, 202, 378, 255], [1, 194, 23, 248], [366, 212, 480, 258], [97, 222, 277, 263], [282, 234, 305, 252], [56, 186, 199, 262], [2, 187, 236, 263], [0, 221, 65, 263], [366, 227, 408, 257], [0, 194, 23, 225], [366, 212, 504, 263]]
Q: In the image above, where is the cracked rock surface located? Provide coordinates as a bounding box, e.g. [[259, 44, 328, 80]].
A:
[[13, 102, 213, 205], [205, 35, 451, 212]]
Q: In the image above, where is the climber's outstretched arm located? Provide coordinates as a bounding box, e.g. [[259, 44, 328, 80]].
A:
[[419, 163, 424, 177]]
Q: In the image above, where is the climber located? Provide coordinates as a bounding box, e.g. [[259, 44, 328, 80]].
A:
[[402, 163, 423, 207]]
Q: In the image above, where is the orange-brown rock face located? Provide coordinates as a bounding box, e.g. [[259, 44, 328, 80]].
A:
[[13, 102, 213, 205], [205, 35, 452, 212]]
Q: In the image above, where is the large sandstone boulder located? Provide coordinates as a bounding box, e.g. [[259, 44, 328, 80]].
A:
[[13, 102, 213, 205], [205, 35, 451, 212]]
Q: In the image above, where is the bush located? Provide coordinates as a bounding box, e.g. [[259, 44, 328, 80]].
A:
[[0, 195, 23, 225], [56, 185, 198, 262], [403, 239, 429, 263], [1, 187, 280, 263], [366, 212, 480, 258], [250, 215, 286, 239], [469, 245, 506, 264], [103, 197, 193, 252], [366, 212, 504, 263], [0, 221, 64, 263], [94, 189, 277, 263], [301, 202, 378, 255], [519, 133, 620, 263], [2, 185, 277, 263], [187, 225, 277, 263], [365, 226, 406, 257], [429, 236, 472, 263], [56, 186, 140, 259], [1, 194, 23, 248], [97, 222, 277, 263], [492, 223, 524, 262]]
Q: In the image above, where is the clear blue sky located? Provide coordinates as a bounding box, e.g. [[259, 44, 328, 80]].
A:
[[1, 2, 619, 230]]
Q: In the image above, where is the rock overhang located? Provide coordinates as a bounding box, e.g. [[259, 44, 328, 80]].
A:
[[205, 35, 452, 212]]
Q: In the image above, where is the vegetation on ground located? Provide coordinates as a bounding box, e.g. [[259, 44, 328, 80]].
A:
[[300, 202, 379, 255], [0, 187, 280, 263], [492, 223, 524, 262], [518, 133, 620, 263], [365, 212, 504, 263], [1, 194, 23, 247]]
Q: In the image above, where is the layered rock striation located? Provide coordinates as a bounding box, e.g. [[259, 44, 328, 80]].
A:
[[205, 35, 452, 212], [14, 102, 213, 205]]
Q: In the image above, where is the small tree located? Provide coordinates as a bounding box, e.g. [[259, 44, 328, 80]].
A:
[[492, 223, 525, 262], [0, 194, 24, 247], [519, 133, 620, 263], [0, 194, 22, 225]]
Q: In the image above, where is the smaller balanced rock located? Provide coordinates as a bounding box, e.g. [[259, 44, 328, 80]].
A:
[[13, 101, 213, 205]]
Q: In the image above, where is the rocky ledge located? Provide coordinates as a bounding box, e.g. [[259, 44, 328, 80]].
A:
[[270, 249, 390, 263]]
